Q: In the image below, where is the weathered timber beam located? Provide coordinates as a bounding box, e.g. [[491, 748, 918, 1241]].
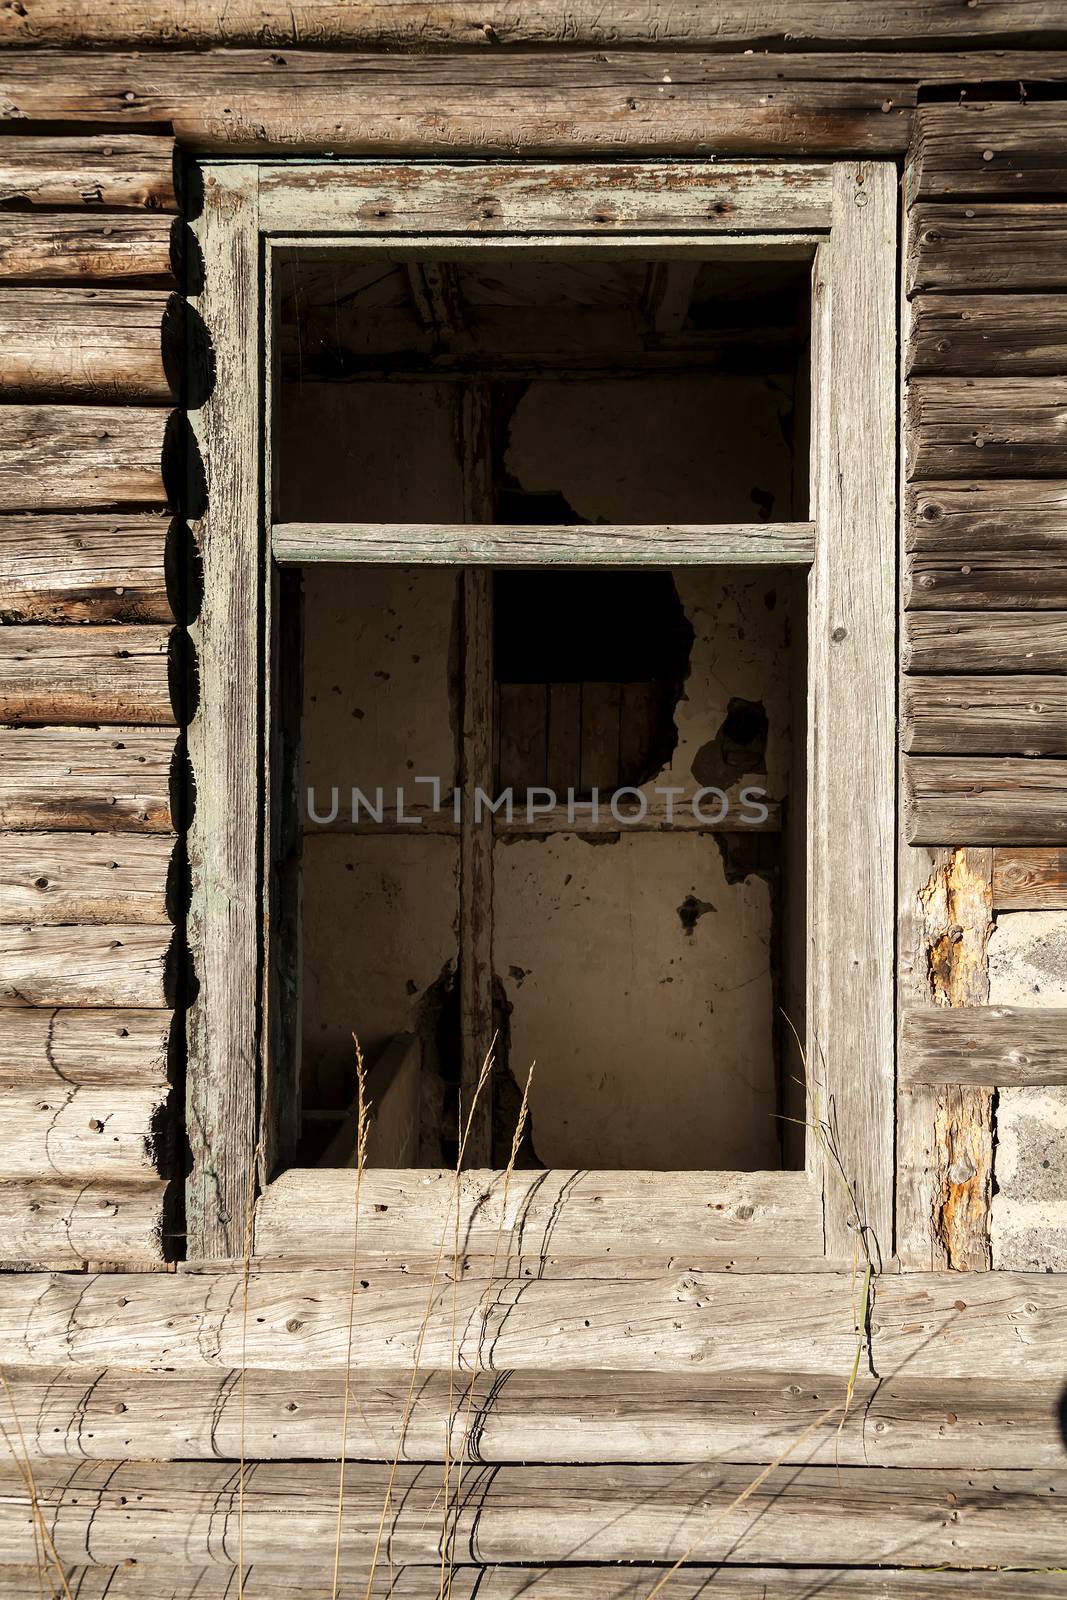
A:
[[900, 675, 1067, 756], [0, 290, 172, 403], [0, 924, 172, 1008], [0, 624, 175, 725], [907, 204, 1067, 294], [908, 293, 1067, 377], [906, 377, 1067, 478], [901, 1006, 1067, 1087], [0, 1179, 165, 1267], [906, 549, 1067, 609], [902, 611, 1067, 672], [906, 480, 1067, 551], [254, 1169, 822, 1263], [5, 1365, 1062, 1470], [0, 726, 175, 832], [273, 522, 816, 566], [993, 845, 1067, 909], [0, 1083, 168, 1179], [0, 512, 172, 622], [0, 214, 174, 282], [0, 135, 175, 211], [904, 756, 1067, 845], [0, 1459, 1062, 1568], [0, 404, 168, 511], [908, 102, 1067, 200], [0, 1007, 171, 1086], [1, 1270, 1064, 1379], [0, 832, 172, 924]]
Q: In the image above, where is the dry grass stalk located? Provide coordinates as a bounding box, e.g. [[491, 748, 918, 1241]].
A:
[[237, 1133, 264, 1599], [333, 1039, 372, 1600], [1, 1368, 73, 1599]]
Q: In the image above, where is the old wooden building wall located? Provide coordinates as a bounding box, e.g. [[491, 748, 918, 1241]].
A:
[[0, 9, 1066, 1595]]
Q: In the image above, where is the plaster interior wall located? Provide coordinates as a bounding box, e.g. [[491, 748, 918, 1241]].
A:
[[277, 251, 808, 1168]]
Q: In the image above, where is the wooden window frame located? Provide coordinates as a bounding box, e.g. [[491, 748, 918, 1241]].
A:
[[186, 159, 896, 1267]]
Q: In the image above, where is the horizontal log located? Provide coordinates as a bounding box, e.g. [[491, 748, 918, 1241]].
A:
[[906, 204, 1067, 294], [0, 624, 174, 725], [0, 1180, 165, 1267], [0, 135, 175, 211], [274, 522, 816, 566], [0, 1007, 170, 1086], [906, 479, 1067, 551], [900, 675, 1067, 756], [0, 404, 167, 511], [908, 292, 1067, 376], [0, 511, 172, 622], [993, 845, 1067, 909], [906, 549, 1067, 609], [0, 832, 172, 924], [0, 925, 171, 1008], [901, 1006, 1067, 1087], [0, 1458, 1061, 1569], [0, 1082, 167, 1179], [906, 377, 1067, 478], [0, 53, 914, 155], [904, 756, 1067, 845], [0, 726, 174, 832], [0, 214, 174, 281], [0, 289, 171, 402], [6, 1364, 1062, 1469], [1, 1269, 1064, 1380], [903, 610, 1067, 671], [255, 1169, 823, 1264], [908, 103, 1067, 200], [9, 1568, 1065, 1600], [4, 6, 1067, 48]]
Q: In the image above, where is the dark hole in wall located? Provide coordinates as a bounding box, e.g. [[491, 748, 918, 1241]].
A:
[[691, 697, 769, 792]]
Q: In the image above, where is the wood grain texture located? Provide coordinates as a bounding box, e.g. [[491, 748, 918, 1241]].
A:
[[0, 624, 174, 725], [906, 479, 1067, 551], [901, 1006, 1067, 1087], [908, 293, 1067, 376], [0, 832, 172, 924], [0, 512, 172, 622], [904, 612, 1067, 673], [0, 1007, 170, 1087], [5, 1364, 1061, 1469], [0, 1083, 168, 1179], [273, 522, 816, 566], [906, 548, 1067, 609], [907, 102, 1067, 199], [0, 404, 167, 510], [0, 925, 171, 1009], [906, 377, 1067, 478], [0, 1179, 165, 1267], [0, 1458, 1062, 1568], [0, 134, 175, 211], [0, 213, 174, 281], [993, 845, 1067, 909], [0, 289, 172, 402], [185, 164, 260, 1260], [901, 675, 1067, 756], [254, 1169, 823, 1264], [906, 203, 1067, 293], [904, 757, 1067, 845], [0, 726, 174, 832]]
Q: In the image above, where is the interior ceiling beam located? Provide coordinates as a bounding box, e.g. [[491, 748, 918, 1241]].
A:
[[404, 262, 466, 342]]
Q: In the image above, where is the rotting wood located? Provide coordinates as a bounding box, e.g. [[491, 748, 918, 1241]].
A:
[[273, 522, 817, 567], [903, 612, 1067, 674], [0, 289, 172, 403], [0, 726, 174, 833], [4, 1364, 1062, 1470], [4, 1269, 1064, 1379], [0, 832, 172, 925], [0, 624, 174, 726], [0, 1458, 1062, 1568], [0, 1083, 167, 1179], [907, 102, 1067, 201], [901, 1006, 1067, 1087], [0, 1007, 170, 1087], [900, 675, 1067, 756], [906, 376, 1067, 478], [0, 1179, 165, 1267], [0, 512, 172, 623], [0, 925, 171, 1009], [254, 1169, 823, 1263], [0, 404, 168, 511], [0, 134, 176, 211], [904, 756, 1067, 844], [908, 293, 1067, 377], [992, 845, 1067, 909], [0, 214, 174, 282], [906, 203, 1067, 294]]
